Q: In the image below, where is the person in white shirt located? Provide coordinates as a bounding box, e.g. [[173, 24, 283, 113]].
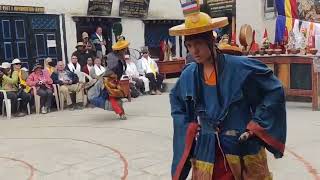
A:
[[67, 55, 85, 83], [90, 57, 106, 79], [124, 54, 150, 94], [138, 47, 164, 95]]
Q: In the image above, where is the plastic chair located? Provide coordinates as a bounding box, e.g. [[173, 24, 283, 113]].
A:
[[1, 90, 31, 119], [0, 90, 11, 119], [32, 85, 60, 114]]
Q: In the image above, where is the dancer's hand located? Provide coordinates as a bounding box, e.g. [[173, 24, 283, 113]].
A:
[[238, 131, 254, 142]]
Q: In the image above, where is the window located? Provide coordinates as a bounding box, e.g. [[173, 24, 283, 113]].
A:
[[15, 20, 26, 39], [35, 34, 46, 56], [265, 0, 275, 12], [17, 42, 28, 59], [2, 20, 11, 39], [47, 34, 57, 56], [4, 42, 13, 60]]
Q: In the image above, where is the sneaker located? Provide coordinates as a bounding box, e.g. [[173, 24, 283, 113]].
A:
[[119, 114, 127, 120], [150, 90, 156, 95], [68, 104, 75, 111], [75, 103, 84, 110], [156, 90, 162, 95], [41, 107, 48, 114], [15, 112, 26, 117]]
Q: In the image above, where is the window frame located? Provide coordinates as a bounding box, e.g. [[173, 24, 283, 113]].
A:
[[265, 0, 276, 13], [2, 20, 11, 39], [15, 20, 26, 40]]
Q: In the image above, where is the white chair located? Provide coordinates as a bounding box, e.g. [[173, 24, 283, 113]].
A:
[[1, 90, 31, 119], [1, 90, 11, 119], [32, 85, 60, 114], [58, 72, 91, 110]]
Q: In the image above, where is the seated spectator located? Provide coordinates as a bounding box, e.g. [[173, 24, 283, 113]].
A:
[[52, 61, 84, 110], [26, 63, 53, 114], [0, 61, 31, 117], [138, 47, 164, 95], [88, 68, 126, 120], [44, 57, 56, 75], [124, 54, 149, 95], [67, 55, 85, 83], [12, 59, 31, 94], [82, 57, 94, 75], [90, 57, 105, 79]]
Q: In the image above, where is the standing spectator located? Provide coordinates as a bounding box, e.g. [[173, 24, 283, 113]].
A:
[[90, 57, 106, 79], [106, 36, 129, 80], [82, 32, 96, 53], [82, 57, 94, 75], [1, 62, 31, 117], [124, 54, 149, 94], [91, 26, 107, 59], [44, 57, 56, 75], [52, 61, 84, 110], [26, 64, 53, 114], [72, 42, 90, 67], [138, 47, 164, 95]]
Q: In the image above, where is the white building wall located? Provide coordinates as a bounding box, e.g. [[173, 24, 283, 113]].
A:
[[3, 0, 281, 60], [236, 0, 276, 46], [3, 0, 184, 62], [121, 18, 145, 51]]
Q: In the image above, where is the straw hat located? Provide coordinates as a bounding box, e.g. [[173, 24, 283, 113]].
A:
[[82, 32, 89, 39], [12, 58, 22, 64], [32, 63, 43, 71], [169, 1, 228, 36], [112, 36, 130, 51]]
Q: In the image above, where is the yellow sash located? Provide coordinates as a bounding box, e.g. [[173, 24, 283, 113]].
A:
[[18, 70, 31, 93], [149, 62, 157, 77]]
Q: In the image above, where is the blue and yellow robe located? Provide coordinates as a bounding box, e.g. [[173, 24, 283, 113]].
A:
[[170, 54, 286, 179]]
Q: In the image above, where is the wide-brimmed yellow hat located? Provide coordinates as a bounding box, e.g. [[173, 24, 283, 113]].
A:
[[112, 36, 130, 51], [169, 1, 228, 36]]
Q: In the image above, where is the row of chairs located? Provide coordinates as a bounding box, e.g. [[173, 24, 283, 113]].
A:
[[1, 72, 92, 119], [1, 73, 131, 119]]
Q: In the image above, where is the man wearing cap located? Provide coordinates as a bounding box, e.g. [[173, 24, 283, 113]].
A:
[[82, 32, 96, 53], [138, 47, 163, 95], [27, 63, 53, 114], [72, 42, 92, 67], [169, 1, 286, 179], [0, 61, 31, 117], [106, 36, 129, 80]]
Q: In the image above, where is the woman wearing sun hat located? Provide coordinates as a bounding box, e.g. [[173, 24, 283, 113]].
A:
[[27, 63, 54, 114], [169, 1, 286, 179]]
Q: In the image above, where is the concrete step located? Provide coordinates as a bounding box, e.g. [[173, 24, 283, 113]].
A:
[[162, 78, 179, 92]]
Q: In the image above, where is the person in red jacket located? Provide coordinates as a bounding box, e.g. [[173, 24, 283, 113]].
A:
[[82, 57, 94, 75]]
